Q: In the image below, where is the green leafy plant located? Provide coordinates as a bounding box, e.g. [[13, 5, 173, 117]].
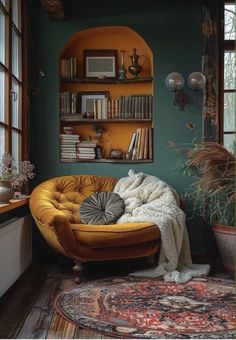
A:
[[169, 139, 235, 226]]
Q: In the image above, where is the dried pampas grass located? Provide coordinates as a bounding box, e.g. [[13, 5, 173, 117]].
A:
[[188, 142, 235, 202]]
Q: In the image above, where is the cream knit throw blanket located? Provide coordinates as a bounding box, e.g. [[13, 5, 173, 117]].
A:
[[114, 170, 210, 283]]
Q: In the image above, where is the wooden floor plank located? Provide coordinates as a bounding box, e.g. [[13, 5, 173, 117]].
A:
[[34, 278, 60, 307], [46, 278, 78, 339], [16, 307, 43, 339], [17, 273, 77, 339], [0, 263, 47, 339], [46, 311, 76, 339], [17, 278, 60, 339], [74, 327, 102, 339]]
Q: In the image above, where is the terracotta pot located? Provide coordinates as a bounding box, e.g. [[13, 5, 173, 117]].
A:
[[0, 180, 14, 203], [212, 223, 235, 276]]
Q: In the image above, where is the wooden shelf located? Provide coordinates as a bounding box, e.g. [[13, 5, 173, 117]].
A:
[[60, 117, 152, 123], [60, 158, 153, 163], [0, 197, 30, 214], [59, 27, 154, 163], [60, 77, 153, 84]]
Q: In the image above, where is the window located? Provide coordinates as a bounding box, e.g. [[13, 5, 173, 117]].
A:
[[0, 0, 24, 162], [221, 1, 236, 152]]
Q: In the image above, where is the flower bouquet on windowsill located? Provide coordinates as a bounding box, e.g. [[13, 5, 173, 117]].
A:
[[0, 153, 36, 203]]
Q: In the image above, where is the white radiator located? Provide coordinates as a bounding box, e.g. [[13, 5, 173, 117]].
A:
[[0, 215, 32, 297]]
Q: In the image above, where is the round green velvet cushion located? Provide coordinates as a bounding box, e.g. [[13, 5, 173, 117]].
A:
[[80, 192, 125, 225]]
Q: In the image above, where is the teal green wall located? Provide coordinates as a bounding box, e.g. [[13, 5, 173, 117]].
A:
[[29, 0, 209, 254]]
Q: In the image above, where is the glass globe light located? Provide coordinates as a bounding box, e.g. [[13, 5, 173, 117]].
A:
[[187, 72, 206, 90], [165, 72, 185, 92]]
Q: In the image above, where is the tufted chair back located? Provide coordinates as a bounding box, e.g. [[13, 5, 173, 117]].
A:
[[30, 175, 118, 226]]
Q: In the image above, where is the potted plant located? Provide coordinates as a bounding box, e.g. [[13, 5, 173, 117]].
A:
[[170, 138, 235, 275], [0, 153, 36, 203]]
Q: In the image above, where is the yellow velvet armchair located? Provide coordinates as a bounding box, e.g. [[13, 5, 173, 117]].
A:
[[29, 175, 160, 282]]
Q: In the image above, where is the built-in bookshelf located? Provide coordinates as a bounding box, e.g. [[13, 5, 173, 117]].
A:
[[59, 26, 154, 163]]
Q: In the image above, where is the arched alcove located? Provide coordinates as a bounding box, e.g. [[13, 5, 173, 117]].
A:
[[61, 26, 153, 78], [59, 26, 154, 163]]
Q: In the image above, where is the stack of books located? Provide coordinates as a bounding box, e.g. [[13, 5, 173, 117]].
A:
[[77, 140, 97, 160], [60, 134, 80, 159], [127, 127, 153, 160]]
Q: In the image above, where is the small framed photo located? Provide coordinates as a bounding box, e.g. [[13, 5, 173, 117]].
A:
[[78, 91, 110, 119], [84, 49, 118, 79]]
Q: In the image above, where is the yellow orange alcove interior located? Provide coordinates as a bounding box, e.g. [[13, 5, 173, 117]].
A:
[[60, 26, 154, 162]]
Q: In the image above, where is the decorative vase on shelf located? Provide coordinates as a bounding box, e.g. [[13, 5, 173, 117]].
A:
[[0, 180, 14, 203], [128, 48, 146, 79], [118, 50, 127, 81]]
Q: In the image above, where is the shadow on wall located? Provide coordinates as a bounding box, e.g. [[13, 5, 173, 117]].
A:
[[63, 0, 163, 20]]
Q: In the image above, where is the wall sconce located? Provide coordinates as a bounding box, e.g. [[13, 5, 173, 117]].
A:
[[165, 71, 206, 110]]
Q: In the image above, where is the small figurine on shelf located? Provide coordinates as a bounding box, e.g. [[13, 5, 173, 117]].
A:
[[128, 48, 146, 78], [63, 126, 73, 134], [92, 124, 106, 140], [118, 50, 127, 81], [109, 148, 123, 159], [83, 111, 94, 119], [95, 146, 103, 159]]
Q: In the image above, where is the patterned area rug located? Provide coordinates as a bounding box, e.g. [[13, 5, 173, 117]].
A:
[[55, 276, 236, 339]]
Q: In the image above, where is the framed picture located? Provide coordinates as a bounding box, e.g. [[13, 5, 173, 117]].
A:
[[78, 91, 110, 119], [83, 49, 118, 79]]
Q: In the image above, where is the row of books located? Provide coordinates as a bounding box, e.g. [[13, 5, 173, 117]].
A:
[[60, 92, 153, 119], [127, 127, 153, 160], [109, 95, 153, 119], [60, 57, 77, 78], [60, 92, 78, 114]]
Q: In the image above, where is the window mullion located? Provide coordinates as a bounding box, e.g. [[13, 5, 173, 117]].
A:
[[12, 73, 22, 85], [8, 0, 12, 153], [21, 0, 27, 160], [220, 1, 236, 152], [219, 0, 225, 145], [12, 21, 21, 37], [0, 1, 8, 14], [0, 61, 9, 72], [224, 41, 236, 50], [0, 0, 25, 160]]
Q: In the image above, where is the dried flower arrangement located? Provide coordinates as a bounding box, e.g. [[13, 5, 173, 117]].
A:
[[169, 124, 235, 226], [0, 153, 36, 193]]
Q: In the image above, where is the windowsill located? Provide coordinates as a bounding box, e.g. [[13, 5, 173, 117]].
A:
[[0, 196, 30, 214]]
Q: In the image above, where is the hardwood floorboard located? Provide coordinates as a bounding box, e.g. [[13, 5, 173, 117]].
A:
[[46, 278, 78, 339], [17, 307, 43, 339], [74, 328, 103, 339], [17, 278, 60, 339], [0, 262, 47, 339], [46, 311, 76, 339], [17, 271, 79, 339]]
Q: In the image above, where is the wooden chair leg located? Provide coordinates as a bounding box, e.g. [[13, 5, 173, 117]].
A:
[[72, 260, 83, 284]]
